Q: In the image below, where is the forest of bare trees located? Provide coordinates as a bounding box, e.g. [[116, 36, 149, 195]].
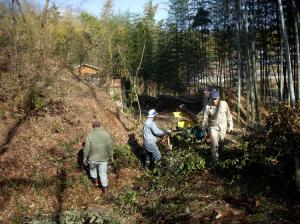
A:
[[1, 0, 299, 123]]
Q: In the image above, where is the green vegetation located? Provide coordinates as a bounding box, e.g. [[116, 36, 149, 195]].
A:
[[79, 175, 92, 190], [0, 0, 299, 223], [12, 209, 120, 224], [113, 145, 140, 167], [118, 189, 139, 213], [108, 107, 299, 222]]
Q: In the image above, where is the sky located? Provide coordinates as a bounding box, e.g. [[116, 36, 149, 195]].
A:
[[36, 0, 169, 21]]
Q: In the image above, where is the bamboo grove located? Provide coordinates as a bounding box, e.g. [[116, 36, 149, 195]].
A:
[[1, 0, 299, 123]]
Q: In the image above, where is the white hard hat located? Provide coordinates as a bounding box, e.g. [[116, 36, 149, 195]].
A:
[[147, 109, 158, 118]]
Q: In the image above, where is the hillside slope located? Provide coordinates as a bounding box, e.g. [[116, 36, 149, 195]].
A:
[[0, 62, 141, 223], [0, 61, 298, 224]]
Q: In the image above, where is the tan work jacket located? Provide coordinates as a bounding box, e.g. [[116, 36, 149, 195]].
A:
[[202, 100, 233, 131]]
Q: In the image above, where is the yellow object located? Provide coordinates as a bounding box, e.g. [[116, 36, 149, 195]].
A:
[[173, 112, 194, 128], [173, 112, 190, 119], [178, 120, 194, 128], [173, 112, 182, 118]]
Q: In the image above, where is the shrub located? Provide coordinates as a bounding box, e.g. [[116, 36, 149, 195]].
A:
[[113, 145, 139, 167]]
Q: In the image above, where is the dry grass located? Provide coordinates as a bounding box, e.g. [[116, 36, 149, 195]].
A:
[[0, 61, 141, 223]]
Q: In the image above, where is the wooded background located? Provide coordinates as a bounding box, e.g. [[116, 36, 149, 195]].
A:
[[0, 1, 300, 222], [1, 0, 299, 123]]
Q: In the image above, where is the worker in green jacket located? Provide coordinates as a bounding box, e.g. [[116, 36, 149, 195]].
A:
[[83, 120, 113, 193]]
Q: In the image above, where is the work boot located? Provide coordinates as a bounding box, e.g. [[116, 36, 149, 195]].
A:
[[93, 178, 99, 187], [101, 186, 108, 194], [145, 160, 150, 168]]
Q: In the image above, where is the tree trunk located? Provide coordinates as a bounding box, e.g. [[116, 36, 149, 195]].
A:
[[249, 0, 260, 122], [41, 0, 49, 28], [11, 0, 18, 72], [280, 38, 285, 101], [252, 39, 260, 122], [277, 0, 296, 105], [292, 0, 300, 102], [236, 0, 242, 124], [133, 27, 147, 121], [291, 0, 300, 192], [38, 0, 50, 54], [14, 0, 26, 23], [244, 2, 252, 122]]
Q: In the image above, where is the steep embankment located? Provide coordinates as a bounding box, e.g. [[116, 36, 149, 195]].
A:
[[0, 62, 141, 223]]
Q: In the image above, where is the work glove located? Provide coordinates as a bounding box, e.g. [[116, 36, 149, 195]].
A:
[[83, 158, 88, 166], [166, 129, 172, 134], [178, 104, 186, 111]]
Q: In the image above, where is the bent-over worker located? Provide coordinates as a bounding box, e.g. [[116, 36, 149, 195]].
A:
[[143, 109, 171, 167]]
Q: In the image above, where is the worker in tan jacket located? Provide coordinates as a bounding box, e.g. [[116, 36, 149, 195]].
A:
[[202, 91, 233, 162]]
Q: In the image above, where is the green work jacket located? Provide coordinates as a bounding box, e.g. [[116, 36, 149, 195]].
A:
[[83, 127, 113, 162]]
